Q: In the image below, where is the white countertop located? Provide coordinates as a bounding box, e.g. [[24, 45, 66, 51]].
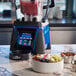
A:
[[0, 45, 76, 76]]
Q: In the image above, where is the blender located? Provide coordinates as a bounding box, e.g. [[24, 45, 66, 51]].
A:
[[10, 0, 55, 60]]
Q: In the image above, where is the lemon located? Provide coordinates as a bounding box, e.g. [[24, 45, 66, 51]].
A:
[[50, 57, 55, 62], [51, 55, 62, 62]]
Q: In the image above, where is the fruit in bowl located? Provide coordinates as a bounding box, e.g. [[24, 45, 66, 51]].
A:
[[32, 54, 62, 63], [32, 54, 64, 73], [50, 54, 62, 62], [61, 52, 75, 63], [61, 52, 75, 56]]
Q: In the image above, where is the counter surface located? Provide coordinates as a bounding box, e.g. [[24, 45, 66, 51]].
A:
[[0, 45, 76, 76]]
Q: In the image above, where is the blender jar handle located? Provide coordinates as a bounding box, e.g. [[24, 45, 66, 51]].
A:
[[49, 0, 55, 8], [43, 0, 55, 9], [42, 0, 55, 22]]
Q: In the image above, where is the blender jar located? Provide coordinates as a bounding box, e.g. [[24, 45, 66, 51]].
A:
[[20, 0, 38, 16]]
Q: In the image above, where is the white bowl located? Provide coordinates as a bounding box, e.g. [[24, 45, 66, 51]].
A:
[[32, 59, 64, 74]]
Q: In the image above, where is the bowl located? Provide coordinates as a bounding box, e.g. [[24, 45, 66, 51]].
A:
[[32, 58, 64, 74], [61, 52, 75, 63]]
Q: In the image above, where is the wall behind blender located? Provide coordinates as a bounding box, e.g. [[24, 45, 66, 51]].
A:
[[0, 28, 12, 45], [51, 27, 76, 44], [1, 27, 76, 45]]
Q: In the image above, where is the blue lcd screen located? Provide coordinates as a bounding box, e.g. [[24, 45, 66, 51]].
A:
[[18, 33, 32, 46]]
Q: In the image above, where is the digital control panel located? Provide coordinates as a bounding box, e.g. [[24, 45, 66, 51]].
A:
[[17, 33, 32, 46]]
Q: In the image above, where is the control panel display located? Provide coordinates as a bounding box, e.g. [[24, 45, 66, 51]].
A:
[[17, 33, 32, 46]]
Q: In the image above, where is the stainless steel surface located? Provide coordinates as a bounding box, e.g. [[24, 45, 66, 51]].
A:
[[1, 27, 76, 44], [0, 45, 76, 76], [49, 18, 76, 24]]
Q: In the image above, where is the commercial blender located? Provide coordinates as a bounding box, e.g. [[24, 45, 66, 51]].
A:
[[10, 0, 55, 60]]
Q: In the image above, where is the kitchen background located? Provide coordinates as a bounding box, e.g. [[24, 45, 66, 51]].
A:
[[0, 0, 76, 45]]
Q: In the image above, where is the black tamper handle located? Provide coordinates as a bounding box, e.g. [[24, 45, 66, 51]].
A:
[[43, 0, 55, 9]]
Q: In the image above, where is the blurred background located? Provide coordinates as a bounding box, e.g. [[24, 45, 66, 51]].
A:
[[0, 0, 76, 45]]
